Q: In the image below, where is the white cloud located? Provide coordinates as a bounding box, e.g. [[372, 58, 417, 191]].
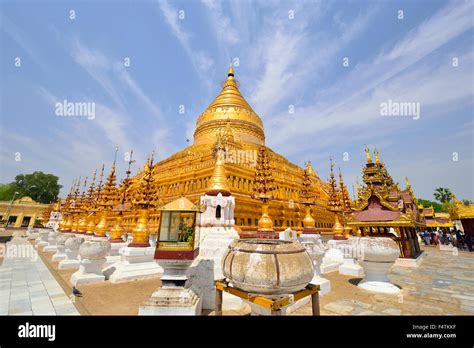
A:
[[157, 0, 214, 79]]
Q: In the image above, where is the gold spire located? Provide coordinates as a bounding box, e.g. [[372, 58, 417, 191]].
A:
[[207, 136, 230, 195], [328, 158, 341, 211], [365, 145, 373, 164], [306, 160, 316, 176], [194, 65, 264, 145], [374, 147, 381, 164], [228, 63, 234, 77], [405, 176, 411, 188], [338, 167, 352, 211]]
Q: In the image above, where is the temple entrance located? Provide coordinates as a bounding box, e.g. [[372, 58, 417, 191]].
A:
[[216, 205, 221, 219]]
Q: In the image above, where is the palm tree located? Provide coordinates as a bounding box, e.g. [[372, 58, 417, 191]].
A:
[[433, 187, 452, 204]]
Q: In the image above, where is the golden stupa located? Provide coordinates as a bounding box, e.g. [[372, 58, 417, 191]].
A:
[[123, 65, 335, 236]]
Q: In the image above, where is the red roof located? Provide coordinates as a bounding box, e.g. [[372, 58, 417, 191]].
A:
[[353, 196, 401, 222]]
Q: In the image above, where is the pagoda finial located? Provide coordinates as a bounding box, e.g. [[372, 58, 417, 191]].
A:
[[405, 176, 411, 188], [228, 63, 234, 77], [374, 147, 381, 164], [338, 167, 351, 211], [365, 145, 373, 164], [306, 160, 316, 176], [328, 158, 341, 211]]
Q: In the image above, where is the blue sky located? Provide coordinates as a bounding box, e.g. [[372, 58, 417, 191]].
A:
[[1, 0, 473, 201]]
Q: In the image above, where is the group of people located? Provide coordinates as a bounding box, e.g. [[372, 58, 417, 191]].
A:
[[419, 228, 472, 251]]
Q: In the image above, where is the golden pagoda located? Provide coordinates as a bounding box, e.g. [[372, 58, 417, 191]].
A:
[[59, 178, 77, 231], [109, 149, 135, 242], [95, 152, 119, 237], [84, 168, 98, 235], [327, 158, 345, 239], [86, 165, 105, 235], [338, 168, 353, 238], [123, 65, 335, 235], [129, 152, 159, 247]]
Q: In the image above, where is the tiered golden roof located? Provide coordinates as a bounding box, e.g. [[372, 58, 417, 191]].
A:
[[61, 65, 336, 236], [194, 65, 264, 146]]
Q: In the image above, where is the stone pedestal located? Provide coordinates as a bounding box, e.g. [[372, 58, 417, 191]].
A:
[[320, 239, 347, 274], [59, 237, 84, 269], [27, 229, 39, 240], [70, 241, 110, 285], [139, 259, 202, 315], [108, 241, 126, 256], [338, 240, 364, 277], [52, 234, 75, 262], [71, 259, 107, 285], [187, 225, 241, 311], [43, 231, 60, 253], [298, 233, 331, 296], [139, 288, 202, 315], [339, 258, 364, 277], [357, 237, 400, 294], [105, 246, 163, 283], [36, 230, 51, 249]]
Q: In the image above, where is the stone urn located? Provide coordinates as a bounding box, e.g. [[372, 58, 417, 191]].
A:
[[222, 239, 314, 295], [79, 241, 111, 260], [71, 241, 111, 286], [65, 237, 85, 259], [298, 234, 331, 295], [48, 231, 59, 244], [356, 237, 400, 294], [59, 237, 85, 270], [52, 234, 75, 262], [36, 230, 50, 248], [44, 231, 60, 252]]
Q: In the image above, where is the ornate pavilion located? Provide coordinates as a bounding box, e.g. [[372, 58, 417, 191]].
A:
[[420, 205, 454, 230], [120, 65, 336, 237], [345, 148, 425, 259], [449, 196, 474, 237]]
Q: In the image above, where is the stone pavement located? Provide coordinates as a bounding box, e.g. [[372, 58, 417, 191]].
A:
[[292, 246, 474, 315], [0, 239, 79, 316]]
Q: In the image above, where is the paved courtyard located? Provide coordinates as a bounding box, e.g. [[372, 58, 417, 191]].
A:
[[0, 237, 79, 316], [292, 246, 474, 315], [0, 232, 473, 316]]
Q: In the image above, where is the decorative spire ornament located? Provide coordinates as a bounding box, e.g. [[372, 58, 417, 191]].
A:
[[110, 149, 135, 242], [95, 148, 119, 237], [374, 148, 381, 165], [85, 169, 98, 235], [76, 177, 89, 233], [365, 145, 373, 164], [59, 178, 77, 231], [338, 168, 353, 238], [327, 158, 345, 239], [130, 151, 158, 247], [252, 146, 276, 238], [300, 166, 317, 234]]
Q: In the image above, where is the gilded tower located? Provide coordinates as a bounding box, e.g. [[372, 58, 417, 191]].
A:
[[124, 65, 335, 235]]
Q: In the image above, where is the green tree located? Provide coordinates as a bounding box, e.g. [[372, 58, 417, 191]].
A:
[[0, 183, 17, 201], [418, 198, 447, 213], [8, 172, 62, 204], [433, 187, 453, 204]]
